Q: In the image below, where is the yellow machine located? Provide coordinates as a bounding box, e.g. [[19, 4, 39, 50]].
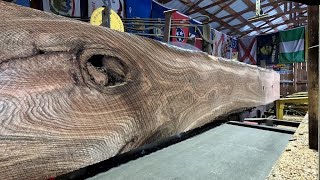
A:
[[276, 96, 308, 119]]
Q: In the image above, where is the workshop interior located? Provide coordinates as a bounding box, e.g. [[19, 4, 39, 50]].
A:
[[0, 0, 319, 179]]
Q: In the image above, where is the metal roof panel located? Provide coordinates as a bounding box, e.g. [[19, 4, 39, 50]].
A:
[[158, 0, 307, 36]]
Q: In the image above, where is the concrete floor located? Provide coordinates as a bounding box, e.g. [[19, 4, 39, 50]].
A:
[[88, 124, 292, 180]]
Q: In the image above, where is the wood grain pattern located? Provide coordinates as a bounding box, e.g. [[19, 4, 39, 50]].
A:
[[0, 2, 280, 179]]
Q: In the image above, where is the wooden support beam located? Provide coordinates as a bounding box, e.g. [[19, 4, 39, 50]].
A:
[[261, 16, 307, 33], [228, 9, 307, 36], [288, 0, 320, 5], [210, 0, 235, 21], [236, 8, 307, 28], [217, 3, 284, 32], [191, 2, 244, 36], [219, 2, 306, 36], [187, 0, 231, 15], [208, 1, 282, 23], [220, 7, 307, 32], [212, 0, 258, 36], [30, 0, 42, 10], [208, 15, 244, 36], [307, 5, 319, 150], [158, 0, 172, 3], [163, 9, 177, 43], [318, 6, 320, 173], [232, 17, 307, 36], [240, 0, 263, 34], [185, 0, 203, 14]]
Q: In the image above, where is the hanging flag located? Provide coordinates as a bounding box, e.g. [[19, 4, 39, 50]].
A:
[[125, 0, 151, 18], [279, 27, 305, 64], [171, 12, 189, 44], [42, 0, 81, 17], [89, 0, 125, 18], [125, 0, 152, 35], [189, 19, 203, 51], [230, 37, 238, 61], [257, 32, 279, 65], [238, 36, 257, 65], [223, 35, 231, 59], [14, 0, 30, 7], [212, 29, 227, 58], [151, 1, 170, 41]]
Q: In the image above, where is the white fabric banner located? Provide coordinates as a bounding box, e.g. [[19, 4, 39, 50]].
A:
[[212, 29, 228, 58], [238, 36, 257, 65]]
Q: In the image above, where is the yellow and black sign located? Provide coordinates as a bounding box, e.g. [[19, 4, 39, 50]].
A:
[[90, 7, 124, 32]]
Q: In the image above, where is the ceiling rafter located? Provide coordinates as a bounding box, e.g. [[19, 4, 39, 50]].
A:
[[241, 0, 265, 33], [217, 1, 286, 32], [157, 0, 172, 4], [178, 0, 244, 36], [234, 12, 307, 36], [269, 0, 289, 22], [217, 3, 284, 31], [262, 16, 307, 34], [178, 0, 197, 7], [157, 0, 308, 36], [210, 1, 281, 21], [230, 7, 307, 29], [218, 0, 261, 35], [209, 0, 236, 21], [186, 0, 231, 15], [185, 0, 204, 14]]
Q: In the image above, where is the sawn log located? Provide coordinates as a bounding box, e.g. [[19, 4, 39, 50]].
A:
[[0, 2, 280, 179]]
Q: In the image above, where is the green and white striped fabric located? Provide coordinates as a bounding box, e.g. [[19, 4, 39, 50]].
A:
[[279, 27, 305, 64]]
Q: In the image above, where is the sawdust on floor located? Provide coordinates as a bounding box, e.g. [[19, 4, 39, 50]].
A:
[[267, 114, 318, 180], [282, 115, 306, 122]]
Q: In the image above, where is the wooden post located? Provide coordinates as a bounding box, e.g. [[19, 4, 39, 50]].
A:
[[202, 25, 212, 55], [318, 5, 320, 178], [30, 0, 43, 10], [307, 5, 319, 150], [80, 0, 88, 18], [163, 9, 177, 43]]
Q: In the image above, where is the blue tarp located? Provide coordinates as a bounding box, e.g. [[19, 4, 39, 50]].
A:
[[125, 0, 152, 18], [15, 0, 30, 7], [151, 1, 170, 41], [151, 0, 170, 19], [189, 19, 203, 37], [125, 0, 152, 35]]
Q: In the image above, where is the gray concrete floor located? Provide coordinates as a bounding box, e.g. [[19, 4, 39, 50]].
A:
[[88, 124, 292, 180]]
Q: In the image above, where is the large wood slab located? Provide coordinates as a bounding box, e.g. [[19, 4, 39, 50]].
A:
[[0, 2, 280, 179]]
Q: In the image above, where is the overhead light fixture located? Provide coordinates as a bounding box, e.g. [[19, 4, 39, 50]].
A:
[[248, 0, 269, 21]]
